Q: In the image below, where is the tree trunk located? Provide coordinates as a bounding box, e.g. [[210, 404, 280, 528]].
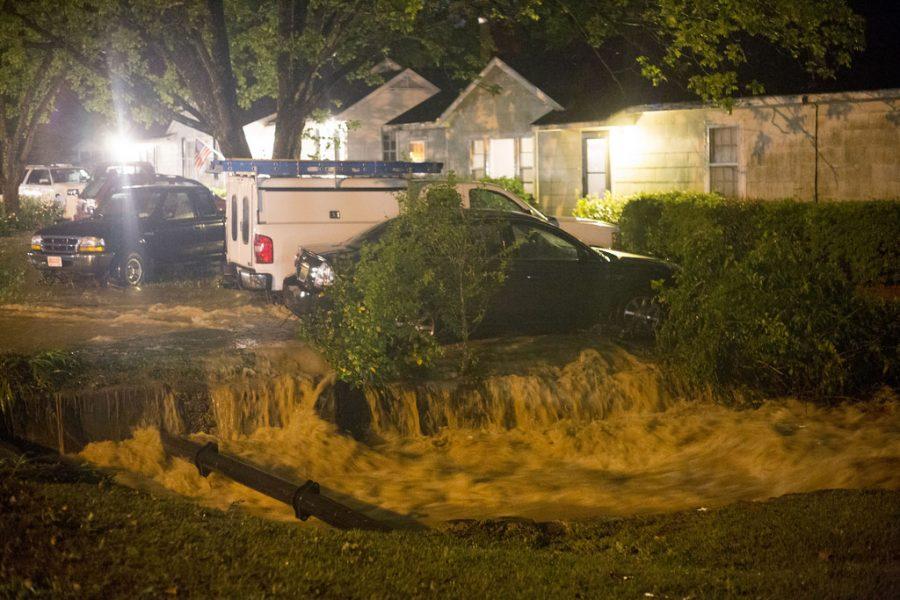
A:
[[1, 177, 20, 216], [1, 149, 21, 215], [272, 103, 307, 159]]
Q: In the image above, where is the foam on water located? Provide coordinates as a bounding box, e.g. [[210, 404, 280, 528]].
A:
[[80, 344, 900, 526]]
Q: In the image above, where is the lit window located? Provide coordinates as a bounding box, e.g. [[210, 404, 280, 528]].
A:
[[519, 137, 534, 194], [470, 139, 486, 178], [409, 140, 425, 163], [709, 126, 739, 197], [382, 131, 397, 161]]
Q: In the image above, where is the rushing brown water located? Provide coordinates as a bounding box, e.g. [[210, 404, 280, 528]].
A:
[[81, 345, 900, 526]]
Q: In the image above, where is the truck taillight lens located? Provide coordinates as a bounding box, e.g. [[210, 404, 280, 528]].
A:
[[254, 234, 273, 264]]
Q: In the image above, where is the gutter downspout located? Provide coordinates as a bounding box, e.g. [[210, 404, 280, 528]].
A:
[[803, 95, 820, 203]]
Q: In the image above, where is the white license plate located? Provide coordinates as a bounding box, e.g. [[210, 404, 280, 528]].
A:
[[46, 256, 63, 268]]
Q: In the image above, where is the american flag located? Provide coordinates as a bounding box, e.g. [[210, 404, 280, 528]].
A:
[[194, 139, 213, 170]]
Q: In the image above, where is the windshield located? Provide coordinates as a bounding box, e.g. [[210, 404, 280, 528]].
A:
[[343, 220, 393, 249], [98, 191, 161, 219], [51, 168, 89, 184]]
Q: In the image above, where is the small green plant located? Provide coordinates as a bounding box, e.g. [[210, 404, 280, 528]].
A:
[[572, 192, 631, 224], [0, 350, 81, 436], [0, 199, 62, 237], [299, 181, 511, 384]]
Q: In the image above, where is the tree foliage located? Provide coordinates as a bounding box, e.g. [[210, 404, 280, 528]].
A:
[[521, 0, 864, 104], [299, 182, 510, 384]]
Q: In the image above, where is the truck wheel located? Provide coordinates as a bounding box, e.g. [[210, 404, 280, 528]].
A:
[[116, 251, 150, 287]]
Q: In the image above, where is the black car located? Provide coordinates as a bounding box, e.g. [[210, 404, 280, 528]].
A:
[[283, 212, 675, 336], [28, 184, 225, 286]]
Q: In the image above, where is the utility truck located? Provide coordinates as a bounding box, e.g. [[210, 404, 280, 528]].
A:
[[211, 159, 618, 293]]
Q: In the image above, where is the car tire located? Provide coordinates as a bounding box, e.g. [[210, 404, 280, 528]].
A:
[[618, 294, 662, 339], [115, 251, 151, 287]]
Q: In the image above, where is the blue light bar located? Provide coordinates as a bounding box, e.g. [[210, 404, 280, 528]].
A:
[[209, 159, 443, 177]]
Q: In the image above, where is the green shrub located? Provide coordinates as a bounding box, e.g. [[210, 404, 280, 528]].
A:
[[0, 199, 62, 237], [299, 182, 511, 384], [634, 196, 900, 399], [572, 192, 631, 224]]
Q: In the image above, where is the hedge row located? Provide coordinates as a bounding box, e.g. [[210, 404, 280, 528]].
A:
[[615, 193, 899, 400]]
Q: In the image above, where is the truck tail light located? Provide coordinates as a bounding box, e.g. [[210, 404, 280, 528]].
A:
[[254, 234, 273, 264]]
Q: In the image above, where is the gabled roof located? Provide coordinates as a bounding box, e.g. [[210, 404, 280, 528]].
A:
[[247, 68, 438, 129], [437, 57, 563, 121], [386, 57, 563, 127]]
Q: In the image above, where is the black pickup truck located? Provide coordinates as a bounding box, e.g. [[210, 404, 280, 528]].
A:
[[28, 184, 225, 286]]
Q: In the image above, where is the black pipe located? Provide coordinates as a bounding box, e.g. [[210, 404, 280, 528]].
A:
[[160, 432, 388, 531]]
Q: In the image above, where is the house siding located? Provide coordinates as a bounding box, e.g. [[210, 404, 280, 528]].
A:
[[535, 90, 900, 216]]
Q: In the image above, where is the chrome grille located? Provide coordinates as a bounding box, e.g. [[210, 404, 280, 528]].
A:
[[41, 236, 79, 254]]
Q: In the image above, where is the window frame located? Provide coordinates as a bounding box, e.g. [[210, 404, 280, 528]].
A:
[[381, 131, 397, 162], [707, 125, 740, 197], [581, 132, 610, 197]]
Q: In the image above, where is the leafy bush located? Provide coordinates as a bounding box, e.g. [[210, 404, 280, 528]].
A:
[[0, 199, 62, 237], [630, 195, 900, 399], [572, 192, 632, 224], [299, 182, 510, 385], [478, 176, 536, 207]]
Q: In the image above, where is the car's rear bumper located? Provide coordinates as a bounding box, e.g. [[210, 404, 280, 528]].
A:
[[27, 252, 114, 276]]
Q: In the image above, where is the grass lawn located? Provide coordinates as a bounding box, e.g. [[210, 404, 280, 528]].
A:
[[2, 452, 897, 598]]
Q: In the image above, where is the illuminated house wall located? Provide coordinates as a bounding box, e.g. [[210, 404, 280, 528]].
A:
[[535, 89, 900, 216]]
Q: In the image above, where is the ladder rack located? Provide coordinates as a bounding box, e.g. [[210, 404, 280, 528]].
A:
[[209, 159, 443, 178]]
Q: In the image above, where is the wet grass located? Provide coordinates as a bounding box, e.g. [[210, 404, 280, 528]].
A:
[[1, 453, 897, 599]]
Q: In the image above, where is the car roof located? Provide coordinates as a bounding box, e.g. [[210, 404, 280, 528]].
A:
[[117, 184, 205, 192]]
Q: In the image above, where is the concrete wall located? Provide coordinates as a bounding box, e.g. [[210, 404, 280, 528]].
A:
[[536, 91, 900, 216]]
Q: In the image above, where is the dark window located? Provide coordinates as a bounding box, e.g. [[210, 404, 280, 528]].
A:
[[51, 168, 88, 183], [230, 195, 238, 241], [161, 191, 196, 220], [511, 223, 580, 261], [194, 191, 218, 217], [241, 196, 250, 243], [469, 188, 524, 213], [381, 131, 397, 161], [101, 191, 162, 219], [27, 169, 50, 185]]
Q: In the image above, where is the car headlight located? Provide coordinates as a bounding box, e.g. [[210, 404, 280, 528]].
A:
[[31, 235, 42, 251], [310, 262, 334, 288], [77, 236, 105, 253]]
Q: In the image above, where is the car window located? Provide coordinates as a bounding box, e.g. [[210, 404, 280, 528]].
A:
[[241, 196, 250, 243], [26, 169, 50, 185], [469, 188, 524, 213], [511, 223, 580, 261], [230, 195, 238, 241], [161, 191, 196, 220], [193, 191, 218, 217], [101, 191, 162, 219], [51, 168, 89, 183]]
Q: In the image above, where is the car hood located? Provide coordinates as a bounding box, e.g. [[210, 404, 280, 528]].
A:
[[595, 247, 676, 275], [37, 218, 119, 238]]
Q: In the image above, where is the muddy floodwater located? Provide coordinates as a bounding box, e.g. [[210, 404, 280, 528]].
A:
[[3, 268, 898, 527]]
